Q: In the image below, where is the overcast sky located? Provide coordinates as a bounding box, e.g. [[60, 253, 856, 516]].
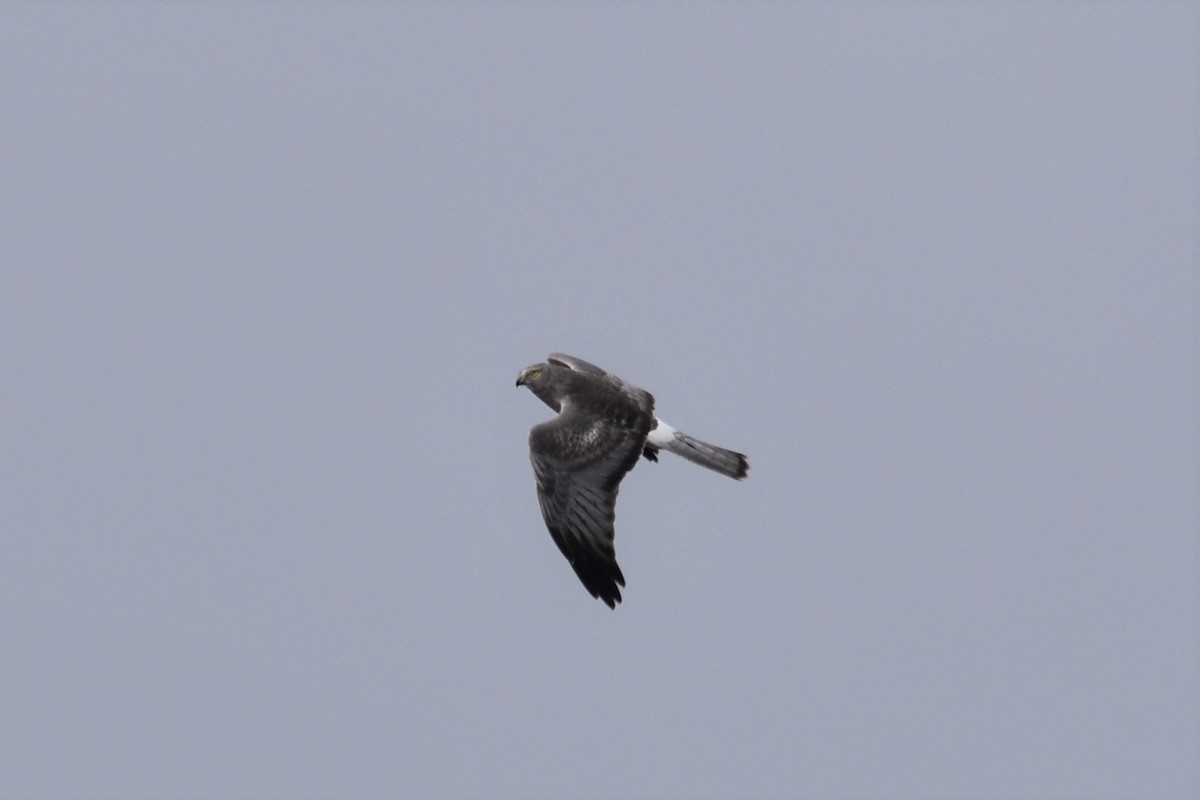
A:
[[2, 4, 1196, 799]]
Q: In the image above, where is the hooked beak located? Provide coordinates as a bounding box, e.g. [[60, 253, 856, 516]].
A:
[[515, 372, 525, 387]]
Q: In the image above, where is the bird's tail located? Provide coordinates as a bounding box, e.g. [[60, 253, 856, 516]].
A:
[[659, 428, 749, 480]]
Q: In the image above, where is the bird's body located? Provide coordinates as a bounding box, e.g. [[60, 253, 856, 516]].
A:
[[517, 353, 748, 608]]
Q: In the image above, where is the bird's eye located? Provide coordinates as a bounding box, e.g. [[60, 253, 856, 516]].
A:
[[528, 369, 541, 379]]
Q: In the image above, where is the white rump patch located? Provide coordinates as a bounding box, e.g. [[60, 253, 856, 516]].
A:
[[646, 418, 677, 447]]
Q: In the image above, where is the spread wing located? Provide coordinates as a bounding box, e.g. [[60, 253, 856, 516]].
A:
[[529, 409, 647, 608]]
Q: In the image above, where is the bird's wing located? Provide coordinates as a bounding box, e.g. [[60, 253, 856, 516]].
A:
[[548, 353, 655, 416], [528, 409, 646, 607], [547, 353, 607, 375]]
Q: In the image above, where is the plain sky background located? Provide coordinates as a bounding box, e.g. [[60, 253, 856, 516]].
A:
[[2, 4, 1196, 799]]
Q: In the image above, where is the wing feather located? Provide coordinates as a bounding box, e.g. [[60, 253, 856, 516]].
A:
[[547, 353, 607, 375], [529, 409, 647, 607], [547, 353, 654, 417]]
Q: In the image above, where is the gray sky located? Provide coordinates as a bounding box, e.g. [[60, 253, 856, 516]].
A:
[[2, 4, 1196, 799]]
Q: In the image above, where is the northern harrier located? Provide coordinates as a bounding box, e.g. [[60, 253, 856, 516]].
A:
[[516, 353, 748, 608]]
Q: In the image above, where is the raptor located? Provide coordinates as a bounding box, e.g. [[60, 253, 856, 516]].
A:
[[516, 353, 748, 608]]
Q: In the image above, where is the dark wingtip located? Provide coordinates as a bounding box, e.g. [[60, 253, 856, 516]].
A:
[[599, 570, 625, 609], [735, 454, 750, 481], [580, 564, 625, 609], [592, 583, 622, 609]]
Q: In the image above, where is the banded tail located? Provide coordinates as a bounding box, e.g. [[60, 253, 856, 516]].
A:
[[646, 419, 749, 480]]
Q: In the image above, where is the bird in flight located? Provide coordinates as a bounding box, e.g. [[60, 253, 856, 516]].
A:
[[516, 353, 748, 608]]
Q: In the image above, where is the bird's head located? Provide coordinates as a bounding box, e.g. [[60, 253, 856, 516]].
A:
[[515, 362, 549, 389], [516, 361, 563, 412]]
